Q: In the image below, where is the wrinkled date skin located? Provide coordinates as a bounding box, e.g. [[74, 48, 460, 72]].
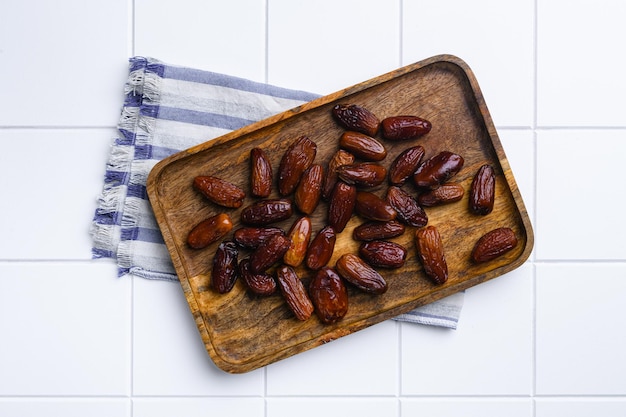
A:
[[187, 213, 233, 249], [309, 267, 349, 324], [418, 183, 465, 207], [250, 147, 273, 198], [352, 220, 406, 242], [332, 103, 380, 136], [278, 136, 317, 196], [355, 191, 397, 222], [415, 226, 448, 285], [276, 265, 314, 321], [322, 150, 355, 200], [381, 116, 432, 141], [306, 226, 336, 270], [335, 254, 388, 295], [211, 241, 239, 294], [386, 186, 428, 227], [328, 181, 357, 233], [240, 199, 293, 226], [413, 151, 465, 190], [469, 164, 496, 215], [283, 216, 312, 267], [295, 164, 323, 214], [388, 145, 425, 186], [359, 240, 407, 269], [239, 258, 277, 296], [471, 227, 518, 263], [233, 227, 285, 249], [249, 233, 291, 274], [339, 131, 387, 161], [336, 163, 387, 188], [193, 176, 246, 208]]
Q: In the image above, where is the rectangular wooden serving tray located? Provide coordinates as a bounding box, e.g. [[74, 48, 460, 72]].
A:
[[146, 54, 534, 374]]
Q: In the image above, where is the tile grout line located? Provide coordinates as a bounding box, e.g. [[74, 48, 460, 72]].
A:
[[532, 0, 539, 412], [264, 0, 270, 85]]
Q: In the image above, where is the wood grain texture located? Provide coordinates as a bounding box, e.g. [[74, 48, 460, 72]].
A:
[[146, 55, 534, 374]]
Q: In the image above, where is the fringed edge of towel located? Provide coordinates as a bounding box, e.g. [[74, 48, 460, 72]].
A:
[[90, 57, 163, 274]]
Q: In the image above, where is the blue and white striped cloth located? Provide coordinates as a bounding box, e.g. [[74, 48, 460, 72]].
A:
[[91, 57, 464, 329]]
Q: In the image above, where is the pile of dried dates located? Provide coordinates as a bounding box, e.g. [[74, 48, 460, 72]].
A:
[[186, 103, 518, 325]]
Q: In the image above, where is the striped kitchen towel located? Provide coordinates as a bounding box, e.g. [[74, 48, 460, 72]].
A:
[[91, 56, 464, 329]]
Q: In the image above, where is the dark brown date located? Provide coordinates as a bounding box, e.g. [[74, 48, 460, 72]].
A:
[[278, 136, 317, 196], [309, 267, 349, 324], [322, 150, 355, 200], [352, 220, 406, 241], [388, 145, 425, 185], [187, 213, 233, 249], [336, 163, 387, 188], [239, 258, 277, 296], [335, 254, 388, 295], [250, 147, 273, 198], [355, 191, 397, 222], [276, 265, 314, 321], [469, 164, 495, 215], [332, 103, 380, 136], [306, 226, 336, 270], [328, 181, 357, 233], [385, 186, 428, 227], [381, 116, 432, 141], [211, 241, 239, 294], [233, 227, 285, 249], [413, 151, 464, 189], [415, 226, 448, 285], [295, 164, 323, 214], [359, 240, 407, 269], [240, 199, 293, 226], [471, 227, 518, 263], [339, 131, 387, 161], [193, 176, 245, 208], [417, 183, 465, 207], [283, 216, 312, 267], [249, 233, 291, 274]]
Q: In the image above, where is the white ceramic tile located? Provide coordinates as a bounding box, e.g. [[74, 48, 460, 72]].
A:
[[267, 0, 400, 95], [133, 398, 264, 417], [134, 0, 266, 82], [266, 320, 398, 396], [0, 399, 130, 417], [267, 398, 397, 417], [402, 0, 534, 128], [497, 129, 535, 224], [0, 0, 129, 127], [132, 278, 264, 395], [535, 398, 626, 417], [0, 262, 130, 395], [536, 130, 626, 260], [535, 262, 626, 395], [0, 129, 114, 260], [401, 398, 532, 417], [537, 0, 626, 127], [401, 263, 533, 395]]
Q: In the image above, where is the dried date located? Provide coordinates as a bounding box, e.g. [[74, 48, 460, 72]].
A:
[[381, 116, 432, 141], [283, 216, 312, 267], [388, 145, 425, 186], [211, 241, 239, 294], [240, 199, 293, 226], [328, 181, 357, 233], [471, 227, 518, 263], [193, 176, 245, 208], [385, 186, 428, 227], [278, 136, 317, 196], [187, 213, 233, 249], [295, 164, 323, 214], [233, 227, 285, 249], [415, 226, 448, 285], [322, 149, 355, 200], [306, 226, 336, 270], [352, 220, 406, 241], [249, 233, 291, 274], [417, 183, 465, 207], [332, 103, 380, 136], [336, 163, 387, 188], [355, 191, 397, 222], [339, 131, 387, 161], [335, 254, 388, 295], [276, 265, 314, 321], [250, 147, 273, 198], [469, 164, 495, 215], [359, 240, 407, 269], [239, 258, 277, 296], [413, 151, 464, 190], [309, 267, 349, 324]]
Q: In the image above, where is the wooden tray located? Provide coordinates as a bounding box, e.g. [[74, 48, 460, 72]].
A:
[[146, 54, 534, 374]]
